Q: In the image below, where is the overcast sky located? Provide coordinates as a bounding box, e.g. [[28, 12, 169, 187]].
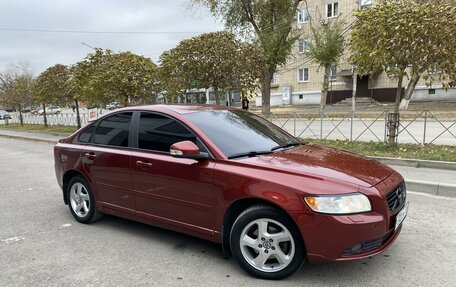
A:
[[0, 0, 224, 75]]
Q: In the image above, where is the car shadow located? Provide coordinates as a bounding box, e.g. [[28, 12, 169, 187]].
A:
[[86, 213, 397, 283], [93, 214, 226, 256]]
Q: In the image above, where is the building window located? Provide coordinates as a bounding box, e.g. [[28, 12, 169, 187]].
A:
[[327, 2, 339, 18], [298, 38, 309, 53], [330, 65, 337, 81], [271, 73, 279, 85], [428, 89, 436, 95], [298, 68, 309, 82], [360, 0, 372, 9], [299, 94, 303, 99], [297, 8, 309, 23]]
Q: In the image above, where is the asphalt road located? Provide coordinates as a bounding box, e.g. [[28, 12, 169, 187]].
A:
[[1, 138, 456, 287]]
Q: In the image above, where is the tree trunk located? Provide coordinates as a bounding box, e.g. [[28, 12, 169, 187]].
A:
[[388, 73, 404, 144], [399, 74, 420, 110], [75, 99, 81, 129], [214, 87, 220, 105], [320, 64, 331, 111], [42, 104, 48, 128], [124, 96, 129, 107], [261, 69, 274, 116], [18, 104, 24, 126]]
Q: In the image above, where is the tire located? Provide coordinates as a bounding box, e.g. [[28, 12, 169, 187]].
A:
[[230, 205, 305, 280], [67, 175, 103, 224]]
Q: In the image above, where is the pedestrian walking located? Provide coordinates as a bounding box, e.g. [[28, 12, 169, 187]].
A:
[[242, 97, 250, 111]]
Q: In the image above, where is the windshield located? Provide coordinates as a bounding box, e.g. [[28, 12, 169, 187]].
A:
[[184, 110, 301, 158]]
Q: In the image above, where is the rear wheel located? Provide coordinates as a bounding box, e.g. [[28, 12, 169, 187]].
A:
[[67, 176, 103, 223], [230, 206, 305, 280]]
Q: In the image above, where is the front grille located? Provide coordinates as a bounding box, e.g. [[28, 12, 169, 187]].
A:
[[386, 181, 407, 213], [342, 230, 393, 256]]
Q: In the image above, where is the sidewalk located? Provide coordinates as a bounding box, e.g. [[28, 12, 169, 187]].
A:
[[387, 165, 456, 197], [1, 128, 455, 197], [0, 129, 63, 143]]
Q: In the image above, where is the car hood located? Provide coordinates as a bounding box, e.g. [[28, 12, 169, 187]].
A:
[[238, 144, 394, 187]]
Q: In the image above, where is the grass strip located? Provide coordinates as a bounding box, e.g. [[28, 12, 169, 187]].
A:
[[305, 139, 456, 162], [0, 124, 77, 135]]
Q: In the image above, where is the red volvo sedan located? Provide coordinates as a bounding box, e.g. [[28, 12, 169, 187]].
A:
[[54, 105, 408, 279]]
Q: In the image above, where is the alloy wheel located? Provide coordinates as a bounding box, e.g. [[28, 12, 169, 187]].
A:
[[239, 218, 295, 273]]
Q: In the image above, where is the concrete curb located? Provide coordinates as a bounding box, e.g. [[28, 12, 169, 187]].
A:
[[370, 156, 456, 171], [406, 179, 456, 198], [0, 133, 58, 144]]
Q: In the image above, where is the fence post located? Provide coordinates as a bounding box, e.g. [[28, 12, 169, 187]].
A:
[[384, 111, 388, 143], [423, 110, 428, 145], [319, 110, 323, 140], [293, 112, 296, 137]]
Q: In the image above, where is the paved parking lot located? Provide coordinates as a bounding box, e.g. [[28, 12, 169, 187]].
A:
[[1, 137, 455, 286]]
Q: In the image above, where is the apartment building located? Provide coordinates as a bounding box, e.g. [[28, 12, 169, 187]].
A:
[[255, 0, 456, 107]]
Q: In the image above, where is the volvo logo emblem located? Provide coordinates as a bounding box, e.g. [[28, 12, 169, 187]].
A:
[[397, 188, 405, 205]]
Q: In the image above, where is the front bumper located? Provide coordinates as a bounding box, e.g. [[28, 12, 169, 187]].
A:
[[291, 171, 406, 263], [290, 209, 403, 263]]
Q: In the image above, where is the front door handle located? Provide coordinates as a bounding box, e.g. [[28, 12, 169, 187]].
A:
[[84, 152, 96, 160], [136, 160, 153, 169]]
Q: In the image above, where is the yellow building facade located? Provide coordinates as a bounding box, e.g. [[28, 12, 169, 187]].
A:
[[255, 0, 456, 106]]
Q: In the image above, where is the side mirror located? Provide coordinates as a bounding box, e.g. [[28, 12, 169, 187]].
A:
[[170, 141, 209, 160]]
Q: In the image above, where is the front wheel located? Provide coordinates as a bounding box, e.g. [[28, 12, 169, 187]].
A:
[[230, 206, 305, 280], [67, 176, 103, 224]]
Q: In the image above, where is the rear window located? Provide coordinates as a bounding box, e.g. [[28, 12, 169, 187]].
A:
[[78, 125, 95, 143], [92, 112, 132, 147]]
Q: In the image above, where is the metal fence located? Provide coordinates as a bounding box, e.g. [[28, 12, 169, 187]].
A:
[[267, 110, 456, 145], [3, 109, 455, 145], [7, 112, 90, 127]]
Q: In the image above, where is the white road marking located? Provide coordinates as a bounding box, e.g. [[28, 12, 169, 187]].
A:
[[2, 236, 25, 244], [60, 223, 72, 228], [7, 152, 25, 155]]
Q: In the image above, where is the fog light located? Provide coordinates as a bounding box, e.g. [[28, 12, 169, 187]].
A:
[[351, 243, 362, 253]]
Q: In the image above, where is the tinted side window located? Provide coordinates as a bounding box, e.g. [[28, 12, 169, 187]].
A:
[[138, 113, 195, 152], [78, 125, 95, 143], [93, 112, 132, 147]]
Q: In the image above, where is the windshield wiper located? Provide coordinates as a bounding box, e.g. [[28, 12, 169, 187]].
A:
[[270, 142, 305, 151], [228, 150, 273, 159]]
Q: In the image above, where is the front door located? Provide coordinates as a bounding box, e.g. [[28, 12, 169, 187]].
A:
[[131, 112, 215, 236], [357, 75, 370, 98]]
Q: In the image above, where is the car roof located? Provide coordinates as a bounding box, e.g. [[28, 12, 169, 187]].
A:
[[122, 104, 237, 115]]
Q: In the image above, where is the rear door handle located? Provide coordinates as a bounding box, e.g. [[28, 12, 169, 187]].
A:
[[136, 160, 153, 169], [84, 152, 96, 160]]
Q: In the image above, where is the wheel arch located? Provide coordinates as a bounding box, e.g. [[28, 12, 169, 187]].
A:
[[221, 197, 304, 255], [62, 170, 89, 205]]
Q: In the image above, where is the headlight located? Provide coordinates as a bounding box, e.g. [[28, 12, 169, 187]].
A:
[[304, 193, 371, 214]]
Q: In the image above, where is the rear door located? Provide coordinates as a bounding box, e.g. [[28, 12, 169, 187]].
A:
[[131, 112, 215, 236], [81, 112, 135, 215]]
